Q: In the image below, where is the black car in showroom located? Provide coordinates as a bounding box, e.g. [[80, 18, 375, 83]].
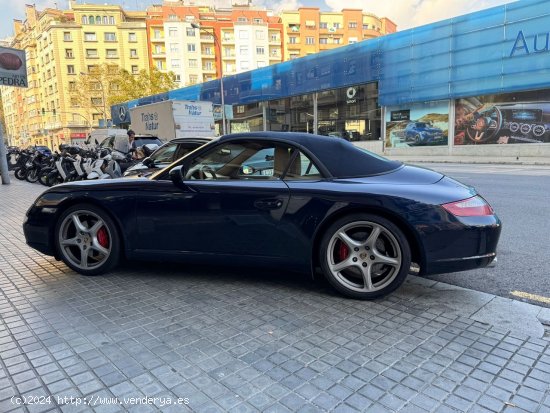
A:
[[123, 137, 213, 177], [23, 132, 501, 300]]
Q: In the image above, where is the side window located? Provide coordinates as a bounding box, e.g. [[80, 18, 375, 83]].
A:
[[99, 136, 114, 148], [151, 143, 177, 163], [185, 141, 296, 180]]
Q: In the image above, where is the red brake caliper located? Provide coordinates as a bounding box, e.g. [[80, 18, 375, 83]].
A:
[[338, 241, 349, 261], [97, 227, 109, 248]]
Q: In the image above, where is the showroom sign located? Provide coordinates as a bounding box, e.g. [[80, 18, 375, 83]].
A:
[[0, 46, 27, 87], [509, 30, 549, 57]]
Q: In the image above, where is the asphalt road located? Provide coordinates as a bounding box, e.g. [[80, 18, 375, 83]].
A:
[[414, 163, 550, 308]]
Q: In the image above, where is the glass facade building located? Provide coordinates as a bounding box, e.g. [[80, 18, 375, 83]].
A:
[[112, 0, 550, 155]]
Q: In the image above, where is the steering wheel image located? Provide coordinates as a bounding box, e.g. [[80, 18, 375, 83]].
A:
[[466, 105, 502, 143], [198, 165, 217, 180]]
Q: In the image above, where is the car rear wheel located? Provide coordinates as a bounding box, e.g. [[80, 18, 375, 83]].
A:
[[319, 214, 411, 300], [55, 204, 120, 275]]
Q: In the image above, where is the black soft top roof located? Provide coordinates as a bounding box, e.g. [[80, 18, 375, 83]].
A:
[[219, 132, 402, 178]]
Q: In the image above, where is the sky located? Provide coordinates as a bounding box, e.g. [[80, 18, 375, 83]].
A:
[[0, 0, 514, 39]]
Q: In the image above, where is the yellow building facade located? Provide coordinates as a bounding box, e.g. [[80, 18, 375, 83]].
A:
[[1, 2, 149, 149]]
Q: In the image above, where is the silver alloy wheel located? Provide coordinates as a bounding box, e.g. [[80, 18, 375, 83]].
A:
[[58, 210, 112, 271], [326, 220, 402, 293]]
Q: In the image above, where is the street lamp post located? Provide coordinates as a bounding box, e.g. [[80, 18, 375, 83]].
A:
[[80, 71, 108, 127], [191, 22, 227, 135]]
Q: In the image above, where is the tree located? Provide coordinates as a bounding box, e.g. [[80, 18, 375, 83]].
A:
[[108, 67, 177, 105], [71, 65, 177, 122]]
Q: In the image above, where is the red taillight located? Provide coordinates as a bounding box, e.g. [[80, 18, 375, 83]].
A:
[[441, 196, 494, 217]]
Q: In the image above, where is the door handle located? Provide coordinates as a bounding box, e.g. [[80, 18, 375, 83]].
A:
[[254, 199, 284, 210]]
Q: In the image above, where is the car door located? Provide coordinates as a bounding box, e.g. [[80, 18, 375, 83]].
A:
[[133, 140, 295, 259]]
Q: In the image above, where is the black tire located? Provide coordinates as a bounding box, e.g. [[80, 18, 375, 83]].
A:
[[319, 213, 411, 300], [55, 204, 120, 276], [46, 171, 63, 186], [38, 170, 50, 186], [414, 134, 422, 145], [26, 168, 39, 183], [14, 167, 26, 180]]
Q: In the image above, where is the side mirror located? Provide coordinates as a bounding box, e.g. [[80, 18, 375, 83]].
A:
[[169, 165, 191, 191]]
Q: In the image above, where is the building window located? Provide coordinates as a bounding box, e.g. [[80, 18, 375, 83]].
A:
[[320, 38, 328, 44], [70, 97, 79, 107], [81, 16, 88, 24], [255, 30, 265, 40], [169, 28, 178, 38], [186, 27, 196, 37], [256, 46, 265, 55], [91, 97, 103, 106], [63, 32, 72, 41], [306, 37, 315, 45], [131, 65, 139, 74], [130, 49, 137, 58], [237, 17, 247, 22], [305, 20, 316, 28], [349, 22, 357, 29], [153, 29, 162, 39], [204, 61, 213, 70], [104, 32, 116, 42], [289, 36, 298, 44], [239, 30, 249, 39], [257, 61, 266, 68], [169, 14, 177, 21], [204, 47, 212, 55], [171, 59, 180, 68], [224, 47, 232, 57], [128, 32, 137, 42], [95, 16, 101, 24], [103, 16, 108, 25], [174, 74, 181, 82], [348, 37, 358, 44], [155, 61, 164, 70], [89, 16, 95, 24], [334, 38, 341, 44], [333, 23, 340, 29], [170, 43, 179, 53], [240, 61, 249, 70], [106, 49, 118, 58], [154, 45, 163, 54], [239, 46, 248, 55], [270, 33, 278, 42], [68, 81, 76, 91], [84, 32, 96, 41], [253, 18, 263, 24], [189, 74, 198, 84], [189, 59, 197, 68], [86, 49, 98, 58], [67, 65, 75, 74], [109, 16, 115, 25], [187, 44, 196, 52], [363, 24, 369, 30], [320, 22, 328, 29], [65, 49, 74, 58]]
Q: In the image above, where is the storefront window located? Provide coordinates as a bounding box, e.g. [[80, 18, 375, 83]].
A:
[[230, 103, 263, 133], [385, 101, 449, 149], [455, 89, 550, 145], [317, 83, 380, 141]]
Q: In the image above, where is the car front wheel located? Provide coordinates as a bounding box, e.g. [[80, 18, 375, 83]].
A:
[[55, 204, 120, 275], [319, 214, 411, 300]]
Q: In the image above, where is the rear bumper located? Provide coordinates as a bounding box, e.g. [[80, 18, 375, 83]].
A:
[[419, 214, 502, 276]]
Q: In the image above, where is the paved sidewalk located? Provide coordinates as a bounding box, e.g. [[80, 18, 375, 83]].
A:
[[1, 177, 549, 412]]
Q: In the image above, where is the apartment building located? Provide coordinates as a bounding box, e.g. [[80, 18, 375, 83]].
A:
[[280, 8, 396, 59], [1, 2, 149, 148], [145, 3, 284, 87]]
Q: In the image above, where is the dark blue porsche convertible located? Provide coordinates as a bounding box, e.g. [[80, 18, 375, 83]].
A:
[[23, 132, 501, 299]]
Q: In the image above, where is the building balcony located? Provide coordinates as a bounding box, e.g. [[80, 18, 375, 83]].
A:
[[202, 67, 216, 74], [151, 37, 165, 42], [152, 51, 166, 57], [269, 54, 281, 60], [221, 37, 235, 44], [269, 39, 281, 44], [200, 35, 215, 43], [202, 51, 215, 58], [67, 120, 89, 127]]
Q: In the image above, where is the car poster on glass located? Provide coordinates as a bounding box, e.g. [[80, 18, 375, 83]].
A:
[[455, 91, 550, 145], [385, 101, 449, 148]]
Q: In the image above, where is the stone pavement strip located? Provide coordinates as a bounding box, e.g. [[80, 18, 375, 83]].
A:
[[1, 176, 549, 413]]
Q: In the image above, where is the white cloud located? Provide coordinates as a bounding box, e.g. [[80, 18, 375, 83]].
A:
[[323, 0, 513, 30], [251, 0, 302, 13]]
